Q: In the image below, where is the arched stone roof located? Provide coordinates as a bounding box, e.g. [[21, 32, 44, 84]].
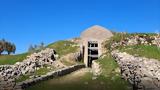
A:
[[81, 25, 113, 41]]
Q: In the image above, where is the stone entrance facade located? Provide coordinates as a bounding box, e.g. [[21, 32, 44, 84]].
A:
[[80, 25, 113, 67]]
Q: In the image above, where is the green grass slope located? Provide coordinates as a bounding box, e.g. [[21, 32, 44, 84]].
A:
[[47, 40, 79, 56], [0, 53, 28, 65], [105, 33, 160, 60], [0, 40, 78, 65], [119, 45, 160, 60], [96, 55, 131, 90]]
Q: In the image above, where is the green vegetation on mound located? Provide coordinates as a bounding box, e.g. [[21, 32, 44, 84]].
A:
[[119, 45, 160, 60], [47, 40, 79, 56], [105, 32, 160, 60], [13, 40, 80, 83], [105, 33, 128, 51], [0, 40, 78, 65], [16, 75, 30, 83], [105, 33, 157, 51], [35, 66, 55, 76], [0, 53, 28, 65]]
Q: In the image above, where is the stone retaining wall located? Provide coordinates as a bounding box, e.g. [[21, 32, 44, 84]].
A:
[[14, 64, 85, 90], [111, 50, 160, 90], [92, 61, 101, 76], [0, 48, 57, 90]]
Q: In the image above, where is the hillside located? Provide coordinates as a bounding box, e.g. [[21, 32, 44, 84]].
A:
[[0, 33, 160, 90], [0, 40, 82, 90], [0, 40, 79, 65], [47, 40, 79, 56]]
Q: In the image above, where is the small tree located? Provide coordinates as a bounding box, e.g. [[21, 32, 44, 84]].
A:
[[34, 45, 38, 50], [28, 45, 35, 53], [0, 41, 4, 55], [0, 39, 16, 55], [39, 42, 45, 49], [4, 42, 16, 55], [5, 42, 12, 55], [11, 43, 16, 54]]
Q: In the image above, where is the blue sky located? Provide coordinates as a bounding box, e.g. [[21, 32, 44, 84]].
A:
[[0, 0, 160, 54]]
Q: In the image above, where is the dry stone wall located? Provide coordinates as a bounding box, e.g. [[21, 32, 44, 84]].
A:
[[92, 61, 101, 76], [111, 50, 160, 90], [0, 48, 57, 90]]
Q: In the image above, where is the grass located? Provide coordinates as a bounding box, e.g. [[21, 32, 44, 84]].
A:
[[16, 65, 55, 83], [35, 66, 54, 76], [97, 55, 118, 75], [119, 45, 160, 60], [0, 53, 29, 65], [96, 55, 131, 90], [16, 75, 30, 82], [47, 40, 79, 56]]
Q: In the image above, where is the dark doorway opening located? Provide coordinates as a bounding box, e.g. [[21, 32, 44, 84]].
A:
[[87, 41, 98, 67]]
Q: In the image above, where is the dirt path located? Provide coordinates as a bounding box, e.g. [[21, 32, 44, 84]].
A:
[[47, 68, 91, 84], [27, 68, 92, 90]]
